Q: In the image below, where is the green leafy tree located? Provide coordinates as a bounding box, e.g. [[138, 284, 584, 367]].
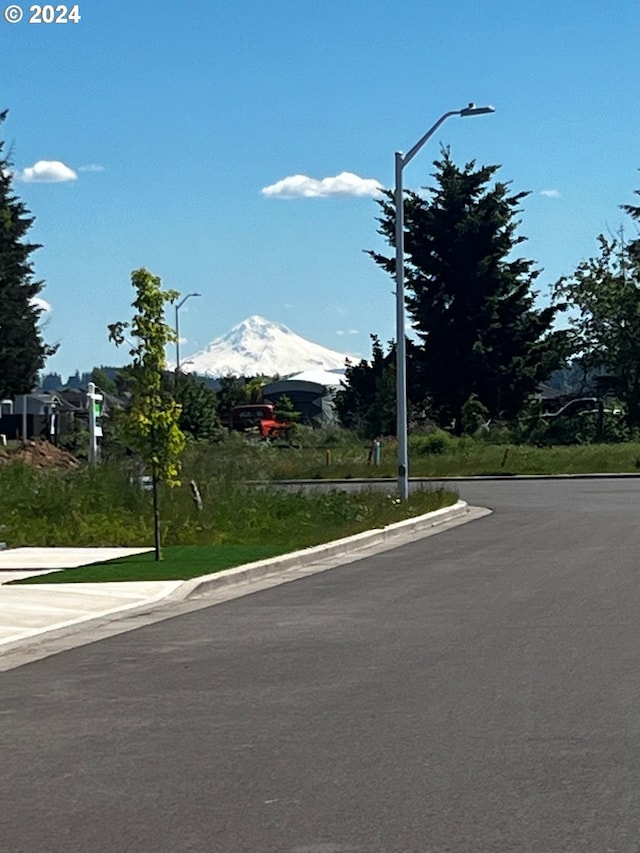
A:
[[91, 367, 118, 396], [0, 110, 53, 396], [554, 220, 640, 428], [369, 149, 567, 434], [245, 375, 272, 402], [108, 268, 186, 560]]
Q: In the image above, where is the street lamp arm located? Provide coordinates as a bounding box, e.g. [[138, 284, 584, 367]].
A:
[[174, 291, 202, 386], [401, 111, 460, 167], [176, 291, 201, 311]]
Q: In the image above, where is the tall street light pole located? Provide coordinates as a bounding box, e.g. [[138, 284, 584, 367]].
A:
[[395, 103, 495, 500], [175, 292, 201, 386]]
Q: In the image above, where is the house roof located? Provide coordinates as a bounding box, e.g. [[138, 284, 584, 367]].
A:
[[285, 369, 346, 388]]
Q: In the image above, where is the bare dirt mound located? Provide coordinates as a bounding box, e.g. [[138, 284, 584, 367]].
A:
[[0, 441, 79, 470]]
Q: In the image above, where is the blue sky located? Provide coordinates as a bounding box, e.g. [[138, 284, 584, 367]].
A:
[[2, 0, 638, 379]]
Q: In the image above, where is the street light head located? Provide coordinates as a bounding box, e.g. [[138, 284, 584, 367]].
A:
[[460, 103, 495, 117]]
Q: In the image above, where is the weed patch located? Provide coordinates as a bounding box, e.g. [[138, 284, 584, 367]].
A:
[[0, 455, 456, 551]]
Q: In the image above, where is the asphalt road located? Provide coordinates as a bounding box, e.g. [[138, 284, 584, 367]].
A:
[[3, 478, 640, 852]]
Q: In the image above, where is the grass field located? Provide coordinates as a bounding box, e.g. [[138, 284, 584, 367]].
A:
[[3, 428, 640, 561], [267, 435, 640, 479], [0, 447, 457, 559]]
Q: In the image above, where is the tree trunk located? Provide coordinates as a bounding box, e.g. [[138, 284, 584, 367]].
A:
[[152, 471, 161, 561]]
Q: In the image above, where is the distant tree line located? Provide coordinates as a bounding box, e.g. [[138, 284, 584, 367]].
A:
[[3, 104, 640, 445]]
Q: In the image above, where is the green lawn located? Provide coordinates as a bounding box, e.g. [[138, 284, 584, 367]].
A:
[[12, 544, 291, 584]]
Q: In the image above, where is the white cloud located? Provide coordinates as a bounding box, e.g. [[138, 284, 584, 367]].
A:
[[348, 329, 359, 335], [262, 171, 383, 199], [21, 160, 78, 183], [540, 188, 561, 198], [78, 164, 105, 173], [335, 330, 345, 336], [30, 296, 52, 314]]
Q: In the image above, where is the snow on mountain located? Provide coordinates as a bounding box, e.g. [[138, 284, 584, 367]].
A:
[[183, 315, 355, 378]]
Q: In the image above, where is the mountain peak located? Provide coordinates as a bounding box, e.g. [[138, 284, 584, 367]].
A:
[[184, 316, 354, 378], [231, 315, 293, 339], [241, 314, 280, 326]]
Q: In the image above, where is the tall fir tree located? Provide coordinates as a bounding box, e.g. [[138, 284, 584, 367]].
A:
[[369, 149, 567, 434], [0, 110, 51, 396], [621, 186, 640, 268]]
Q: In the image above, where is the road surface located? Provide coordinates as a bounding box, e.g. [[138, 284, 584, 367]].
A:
[[2, 478, 640, 852]]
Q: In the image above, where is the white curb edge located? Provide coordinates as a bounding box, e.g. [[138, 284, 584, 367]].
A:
[[177, 499, 471, 600]]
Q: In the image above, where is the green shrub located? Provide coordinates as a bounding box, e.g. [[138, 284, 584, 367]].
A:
[[461, 394, 490, 435], [473, 423, 514, 444], [518, 412, 630, 446], [413, 431, 453, 456]]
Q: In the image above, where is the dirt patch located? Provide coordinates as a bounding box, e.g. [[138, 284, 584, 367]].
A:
[[0, 440, 79, 470]]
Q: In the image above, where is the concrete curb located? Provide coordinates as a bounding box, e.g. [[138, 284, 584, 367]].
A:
[[0, 500, 478, 666], [177, 499, 471, 601]]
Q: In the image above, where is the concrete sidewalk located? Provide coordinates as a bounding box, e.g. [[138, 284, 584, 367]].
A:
[[0, 547, 183, 648], [0, 501, 482, 655]]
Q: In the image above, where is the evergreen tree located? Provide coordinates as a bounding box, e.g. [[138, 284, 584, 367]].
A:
[[273, 394, 301, 424], [621, 186, 640, 267], [335, 336, 395, 436], [335, 336, 427, 436], [369, 149, 567, 434], [0, 110, 51, 396], [173, 372, 219, 441]]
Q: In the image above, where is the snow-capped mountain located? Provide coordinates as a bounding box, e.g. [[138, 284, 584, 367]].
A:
[[183, 315, 355, 378]]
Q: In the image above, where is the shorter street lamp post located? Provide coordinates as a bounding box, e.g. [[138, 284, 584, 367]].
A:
[[395, 103, 495, 500], [174, 292, 201, 388]]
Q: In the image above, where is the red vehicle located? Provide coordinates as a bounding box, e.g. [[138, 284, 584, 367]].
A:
[[229, 404, 276, 432], [258, 417, 291, 439], [229, 404, 293, 440]]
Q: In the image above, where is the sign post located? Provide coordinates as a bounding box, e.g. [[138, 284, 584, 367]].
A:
[[87, 382, 103, 465]]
